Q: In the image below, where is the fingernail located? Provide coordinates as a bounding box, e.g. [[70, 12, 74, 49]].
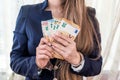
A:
[[52, 45, 55, 48], [48, 43, 51, 46]]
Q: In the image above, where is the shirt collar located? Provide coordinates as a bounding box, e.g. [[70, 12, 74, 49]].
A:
[[41, 0, 48, 10]]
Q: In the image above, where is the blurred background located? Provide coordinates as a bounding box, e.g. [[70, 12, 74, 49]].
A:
[[0, 0, 120, 80]]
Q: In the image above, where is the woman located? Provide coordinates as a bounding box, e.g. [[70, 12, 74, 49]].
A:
[[10, 0, 102, 80]]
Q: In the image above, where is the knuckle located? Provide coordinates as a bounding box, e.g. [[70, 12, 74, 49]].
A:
[[40, 55, 46, 59], [41, 38, 44, 40], [44, 50, 48, 53], [64, 54, 69, 59], [38, 43, 42, 47], [40, 38, 43, 42], [36, 47, 39, 50], [41, 38, 46, 42]]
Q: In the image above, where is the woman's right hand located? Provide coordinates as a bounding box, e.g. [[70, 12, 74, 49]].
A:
[[36, 38, 53, 69]]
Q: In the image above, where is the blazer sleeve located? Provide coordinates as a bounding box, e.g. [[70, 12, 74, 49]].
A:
[[70, 7, 102, 77], [10, 6, 40, 79]]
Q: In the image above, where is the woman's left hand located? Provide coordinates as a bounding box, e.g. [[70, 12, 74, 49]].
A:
[[51, 32, 82, 65]]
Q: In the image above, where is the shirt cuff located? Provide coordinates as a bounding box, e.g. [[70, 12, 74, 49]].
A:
[[71, 57, 85, 72]]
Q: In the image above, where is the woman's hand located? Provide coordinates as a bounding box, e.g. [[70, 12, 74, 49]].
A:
[[51, 32, 82, 66], [36, 38, 53, 69]]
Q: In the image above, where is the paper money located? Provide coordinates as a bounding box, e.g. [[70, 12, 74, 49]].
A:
[[41, 18, 81, 60], [59, 18, 80, 40]]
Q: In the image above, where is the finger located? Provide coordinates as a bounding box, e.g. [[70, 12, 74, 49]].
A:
[[39, 38, 51, 45], [52, 45, 64, 56], [39, 45, 53, 53], [55, 32, 73, 43], [37, 49, 53, 58], [52, 35, 69, 47], [52, 42, 65, 51], [37, 54, 50, 60]]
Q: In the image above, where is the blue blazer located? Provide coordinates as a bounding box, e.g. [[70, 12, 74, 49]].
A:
[[10, 0, 102, 80]]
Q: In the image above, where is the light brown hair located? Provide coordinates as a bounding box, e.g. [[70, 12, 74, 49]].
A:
[[55, 0, 101, 80]]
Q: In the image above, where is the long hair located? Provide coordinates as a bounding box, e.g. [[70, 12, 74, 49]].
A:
[[55, 0, 101, 80]]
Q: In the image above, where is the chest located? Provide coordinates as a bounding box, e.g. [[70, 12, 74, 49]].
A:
[[25, 11, 53, 56]]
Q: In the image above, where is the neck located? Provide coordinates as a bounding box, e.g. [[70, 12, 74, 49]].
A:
[[48, 0, 64, 9]]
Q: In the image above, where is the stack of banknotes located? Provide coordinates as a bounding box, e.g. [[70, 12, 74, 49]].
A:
[[41, 18, 81, 60]]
